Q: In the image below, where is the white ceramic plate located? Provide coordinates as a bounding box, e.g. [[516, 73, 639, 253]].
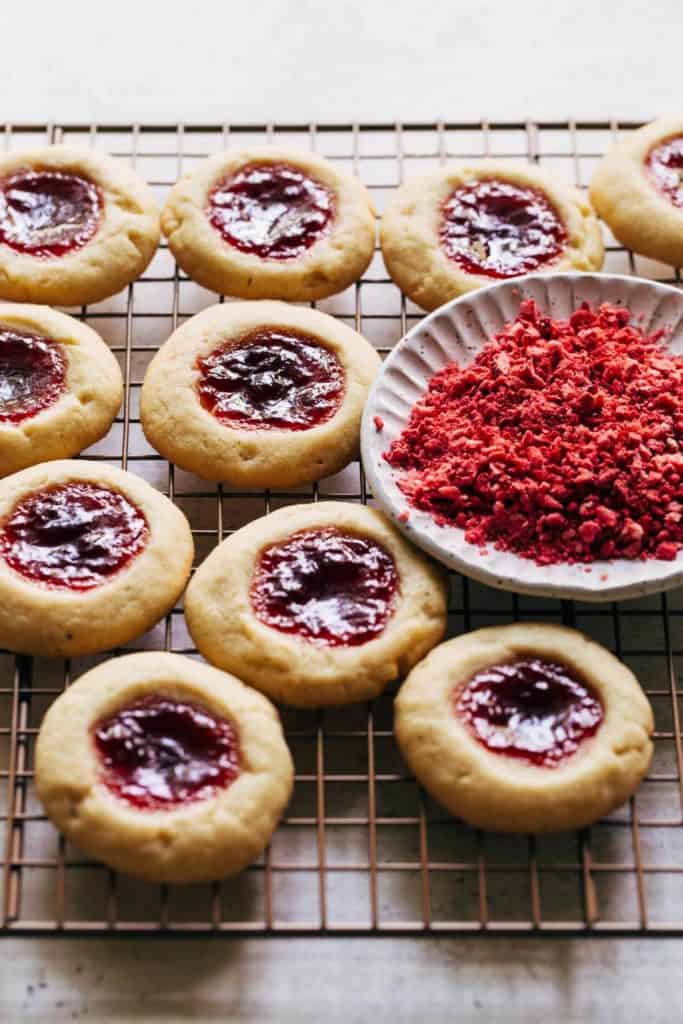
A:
[[361, 273, 683, 602]]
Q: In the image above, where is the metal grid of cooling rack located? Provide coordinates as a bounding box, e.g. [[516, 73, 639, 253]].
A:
[[2, 119, 683, 936]]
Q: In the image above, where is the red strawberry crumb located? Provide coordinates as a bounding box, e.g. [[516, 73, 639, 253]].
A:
[[397, 510, 409, 523], [384, 300, 683, 565], [373, 416, 384, 432]]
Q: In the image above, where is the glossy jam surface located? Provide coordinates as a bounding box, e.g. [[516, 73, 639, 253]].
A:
[[0, 326, 66, 423], [197, 328, 344, 431], [456, 658, 603, 767], [440, 179, 566, 278], [207, 162, 334, 260], [1, 483, 148, 590], [0, 170, 102, 258], [94, 696, 241, 810], [251, 527, 399, 646], [646, 136, 683, 208]]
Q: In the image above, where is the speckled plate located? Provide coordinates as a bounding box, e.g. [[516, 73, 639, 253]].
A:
[[361, 273, 683, 602]]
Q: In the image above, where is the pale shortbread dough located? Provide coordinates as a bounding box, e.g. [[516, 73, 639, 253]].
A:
[[0, 460, 193, 657], [0, 303, 122, 477], [35, 652, 293, 883], [590, 118, 683, 266], [185, 501, 448, 707], [161, 146, 375, 300], [381, 160, 604, 310], [395, 623, 653, 833], [0, 145, 159, 306], [140, 301, 381, 488]]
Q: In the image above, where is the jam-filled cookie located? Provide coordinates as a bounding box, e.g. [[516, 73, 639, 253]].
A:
[[35, 652, 293, 883], [140, 301, 381, 488], [381, 160, 604, 310], [0, 303, 122, 476], [590, 118, 683, 266], [185, 501, 447, 707], [395, 624, 653, 833], [161, 147, 375, 301], [0, 145, 160, 306], [0, 460, 193, 657]]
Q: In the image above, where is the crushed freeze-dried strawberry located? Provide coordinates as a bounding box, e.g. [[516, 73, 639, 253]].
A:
[[385, 301, 683, 565], [374, 415, 384, 432]]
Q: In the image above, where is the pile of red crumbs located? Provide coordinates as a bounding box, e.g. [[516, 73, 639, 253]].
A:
[[385, 300, 683, 564]]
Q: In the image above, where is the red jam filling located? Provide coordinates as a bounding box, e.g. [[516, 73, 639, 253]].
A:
[[251, 526, 399, 646], [456, 658, 603, 767], [207, 162, 334, 260], [197, 328, 344, 431], [0, 326, 66, 423], [94, 695, 241, 810], [646, 136, 683, 208], [0, 170, 102, 258], [440, 179, 566, 278], [0, 482, 148, 590]]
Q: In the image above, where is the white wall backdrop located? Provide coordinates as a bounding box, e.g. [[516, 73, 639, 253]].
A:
[[0, 0, 677, 122]]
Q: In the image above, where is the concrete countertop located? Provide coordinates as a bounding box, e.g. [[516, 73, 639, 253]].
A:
[[4, 936, 683, 1022]]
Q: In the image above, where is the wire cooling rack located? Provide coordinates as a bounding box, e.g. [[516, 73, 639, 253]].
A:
[[2, 119, 683, 936]]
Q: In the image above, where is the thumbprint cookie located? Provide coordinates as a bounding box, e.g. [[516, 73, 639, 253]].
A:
[[0, 145, 159, 306], [185, 501, 447, 707], [395, 624, 653, 833], [381, 160, 604, 310], [590, 118, 683, 266], [0, 460, 193, 657], [161, 147, 375, 300], [35, 652, 293, 883], [0, 303, 122, 476], [140, 301, 381, 488]]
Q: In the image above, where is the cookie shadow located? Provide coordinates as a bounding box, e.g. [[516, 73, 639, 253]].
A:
[[60, 833, 266, 932]]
